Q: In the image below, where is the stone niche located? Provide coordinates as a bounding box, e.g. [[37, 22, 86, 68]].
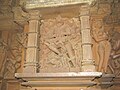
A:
[[0, 0, 120, 90], [13, 0, 120, 90], [39, 15, 82, 73]]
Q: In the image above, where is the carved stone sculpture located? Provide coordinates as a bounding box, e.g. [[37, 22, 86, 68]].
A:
[[91, 19, 111, 73], [4, 30, 23, 78], [40, 16, 82, 72], [108, 28, 120, 76], [0, 31, 8, 76]]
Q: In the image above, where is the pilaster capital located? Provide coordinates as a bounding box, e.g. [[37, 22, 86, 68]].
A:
[[29, 10, 41, 20], [79, 4, 90, 16], [12, 7, 29, 27]]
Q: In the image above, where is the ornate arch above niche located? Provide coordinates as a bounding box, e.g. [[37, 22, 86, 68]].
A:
[[39, 15, 82, 73]]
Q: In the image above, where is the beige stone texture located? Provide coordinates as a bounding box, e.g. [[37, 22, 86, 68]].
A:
[[0, 0, 120, 90]]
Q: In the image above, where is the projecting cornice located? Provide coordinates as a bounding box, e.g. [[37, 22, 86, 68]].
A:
[[21, 0, 95, 9]]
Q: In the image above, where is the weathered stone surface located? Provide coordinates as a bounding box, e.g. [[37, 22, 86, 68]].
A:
[[40, 15, 82, 72], [23, 10, 41, 73], [0, 0, 120, 90], [91, 18, 111, 73], [24, 0, 94, 9]]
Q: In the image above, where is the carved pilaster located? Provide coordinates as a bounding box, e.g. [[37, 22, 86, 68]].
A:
[[79, 5, 96, 72], [23, 10, 41, 73]]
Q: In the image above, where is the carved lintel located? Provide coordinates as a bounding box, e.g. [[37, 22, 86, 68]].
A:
[[24, 0, 94, 9]]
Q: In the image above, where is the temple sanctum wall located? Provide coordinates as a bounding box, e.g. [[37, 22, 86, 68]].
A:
[[0, 0, 120, 90]]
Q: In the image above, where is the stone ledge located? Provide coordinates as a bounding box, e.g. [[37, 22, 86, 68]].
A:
[[15, 72, 102, 80], [21, 81, 97, 87], [98, 74, 115, 88], [99, 82, 114, 88], [24, 0, 94, 9], [15, 72, 120, 88], [15, 72, 102, 87], [98, 74, 115, 82], [113, 77, 120, 86]]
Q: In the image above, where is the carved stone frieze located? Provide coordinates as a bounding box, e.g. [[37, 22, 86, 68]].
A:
[[0, 31, 9, 76], [0, 0, 120, 90], [0, 0, 20, 14], [39, 15, 82, 72], [103, 0, 120, 25], [0, 0, 20, 7], [3, 30, 23, 78]]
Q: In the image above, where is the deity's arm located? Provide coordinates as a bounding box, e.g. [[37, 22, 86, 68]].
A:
[[64, 41, 75, 59], [44, 42, 61, 55], [92, 30, 108, 42], [91, 30, 101, 42]]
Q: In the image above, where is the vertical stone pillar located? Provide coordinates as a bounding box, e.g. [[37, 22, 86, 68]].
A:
[[23, 10, 40, 73], [79, 5, 95, 72]]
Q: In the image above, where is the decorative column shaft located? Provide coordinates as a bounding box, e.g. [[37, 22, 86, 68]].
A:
[[79, 5, 95, 72], [23, 10, 40, 73]]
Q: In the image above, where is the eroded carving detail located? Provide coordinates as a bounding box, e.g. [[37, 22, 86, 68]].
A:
[[25, 0, 94, 9], [40, 16, 82, 72], [0, 31, 8, 76], [91, 19, 111, 73], [4, 30, 23, 78], [108, 28, 120, 76]]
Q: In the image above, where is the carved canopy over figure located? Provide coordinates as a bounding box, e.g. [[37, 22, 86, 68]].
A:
[[91, 19, 111, 73]]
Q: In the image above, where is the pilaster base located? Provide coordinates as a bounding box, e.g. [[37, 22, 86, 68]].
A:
[[23, 63, 38, 73]]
